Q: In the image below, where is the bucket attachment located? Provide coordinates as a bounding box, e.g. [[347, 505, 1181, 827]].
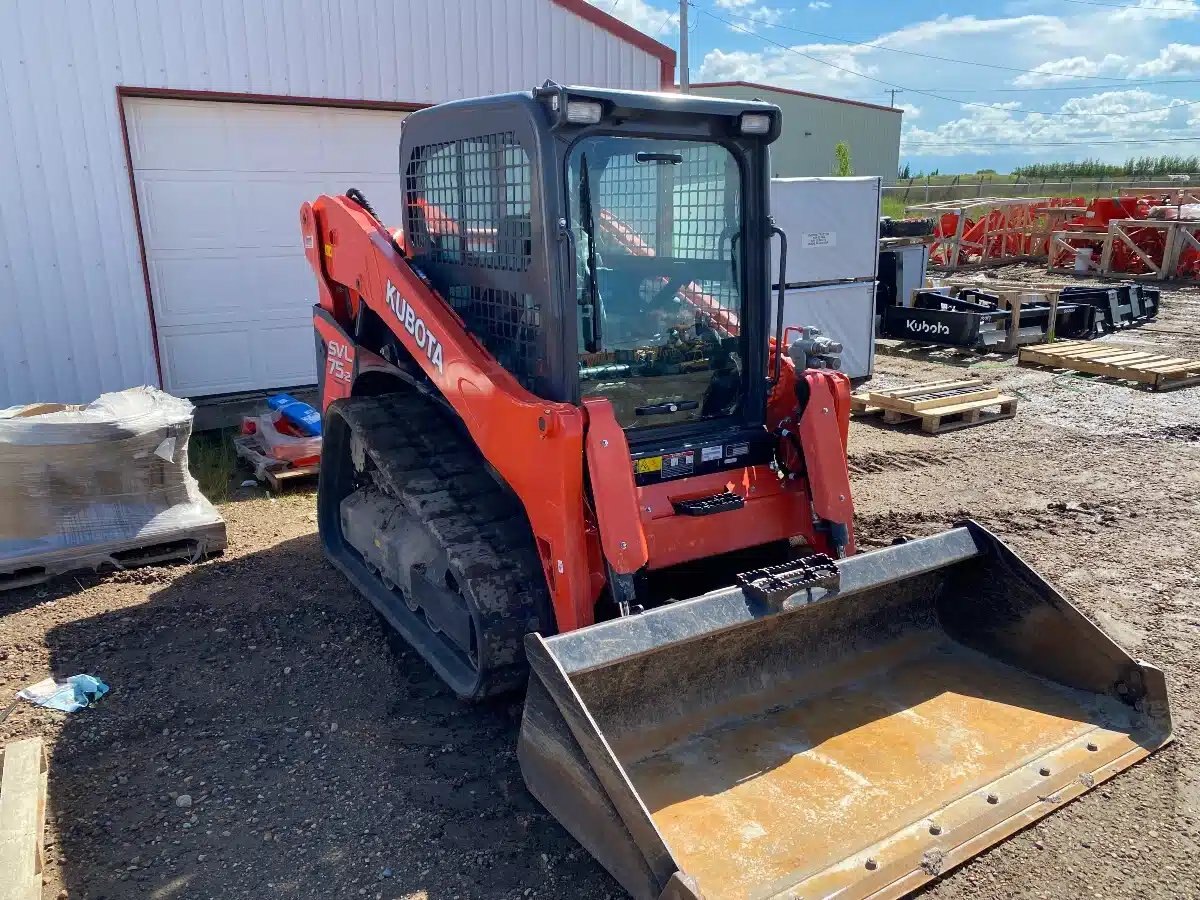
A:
[[518, 522, 1172, 900]]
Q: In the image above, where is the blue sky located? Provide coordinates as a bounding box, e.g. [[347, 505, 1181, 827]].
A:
[[587, 0, 1200, 173]]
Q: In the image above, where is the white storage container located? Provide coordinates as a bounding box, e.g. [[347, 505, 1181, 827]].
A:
[[770, 177, 882, 286], [772, 281, 877, 379]]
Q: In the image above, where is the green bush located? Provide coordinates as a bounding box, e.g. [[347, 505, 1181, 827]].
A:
[[834, 141, 854, 177]]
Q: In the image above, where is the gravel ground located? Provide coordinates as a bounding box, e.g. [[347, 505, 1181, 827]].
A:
[[2, 264, 1199, 899]]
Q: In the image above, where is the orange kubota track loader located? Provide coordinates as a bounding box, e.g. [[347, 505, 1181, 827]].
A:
[[301, 84, 1172, 900]]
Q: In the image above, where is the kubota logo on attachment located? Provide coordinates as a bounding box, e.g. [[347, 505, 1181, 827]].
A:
[[905, 319, 951, 336], [386, 281, 445, 373]]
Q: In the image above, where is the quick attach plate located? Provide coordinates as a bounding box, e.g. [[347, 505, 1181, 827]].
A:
[[737, 554, 840, 607]]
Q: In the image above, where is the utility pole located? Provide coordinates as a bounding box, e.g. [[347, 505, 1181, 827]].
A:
[[885, 88, 903, 108], [679, 0, 689, 93]]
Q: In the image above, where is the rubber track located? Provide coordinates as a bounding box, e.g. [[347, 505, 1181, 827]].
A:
[[338, 392, 552, 697]]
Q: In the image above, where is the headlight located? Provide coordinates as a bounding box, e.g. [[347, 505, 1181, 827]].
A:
[[566, 101, 603, 124], [740, 113, 772, 134]]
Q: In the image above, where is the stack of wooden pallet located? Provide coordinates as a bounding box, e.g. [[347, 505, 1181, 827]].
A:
[[1018, 341, 1200, 391], [233, 434, 320, 491], [850, 379, 1018, 434]]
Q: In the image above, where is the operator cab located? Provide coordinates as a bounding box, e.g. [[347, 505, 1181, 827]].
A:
[[398, 83, 782, 475]]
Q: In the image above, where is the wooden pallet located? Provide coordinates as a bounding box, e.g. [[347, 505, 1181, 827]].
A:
[[0, 519, 227, 592], [0, 738, 48, 900], [1018, 340, 1200, 391], [851, 379, 1018, 434], [233, 435, 319, 491]]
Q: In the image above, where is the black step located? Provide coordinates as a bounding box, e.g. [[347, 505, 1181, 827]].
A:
[[672, 491, 745, 517], [736, 554, 840, 606]]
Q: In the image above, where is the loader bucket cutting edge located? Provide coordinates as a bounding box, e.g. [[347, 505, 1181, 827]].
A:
[[517, 522, 1172, 900]]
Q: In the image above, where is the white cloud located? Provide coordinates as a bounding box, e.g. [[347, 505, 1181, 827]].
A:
[[900, 90, 1197, 157], [712, 0, 788, 32], [1012, 54, 1129, 87], [808, 1, 831, 8], [1109, 0, 1199, 24], [584, 0, 677, 36], [699, 42, 879, 88], [1131, 43, 1200, 76], [695, 5, 1200, 165]]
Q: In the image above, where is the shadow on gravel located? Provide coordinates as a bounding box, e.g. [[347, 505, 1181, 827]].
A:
[[44, 535, 615, 899]]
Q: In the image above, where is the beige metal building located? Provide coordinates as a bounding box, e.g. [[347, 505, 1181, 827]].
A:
[[690, 81, 903, 183]]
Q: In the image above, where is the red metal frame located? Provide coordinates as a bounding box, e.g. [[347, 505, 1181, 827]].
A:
[[582, 398, 650, 575], [302, 194, 597, 632], [302, 193, 859, 631]]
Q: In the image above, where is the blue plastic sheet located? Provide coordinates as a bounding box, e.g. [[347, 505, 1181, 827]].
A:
[[18, 674, 109, 712]]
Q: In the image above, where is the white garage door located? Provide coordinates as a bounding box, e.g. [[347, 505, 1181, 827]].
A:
[[126, 97, 407, 396]]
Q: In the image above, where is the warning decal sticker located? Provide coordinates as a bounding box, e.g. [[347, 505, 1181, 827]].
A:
[[662, 450, 695, 479], [725, 442, 750, 462], [635, 456, 663, 475]]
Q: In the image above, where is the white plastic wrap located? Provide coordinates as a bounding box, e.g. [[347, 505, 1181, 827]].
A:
[[0, 387, 226, 582], [251, 414, 322, 463]]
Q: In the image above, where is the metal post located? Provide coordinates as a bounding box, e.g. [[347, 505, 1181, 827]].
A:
[[679, 0, 689, 93]]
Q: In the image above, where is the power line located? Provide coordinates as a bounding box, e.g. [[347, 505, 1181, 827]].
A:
[[909, 79, 1200, 93], [692, 1, 1193, 84], [692, 4, 1200, 120], [901, 135, 1200, 147]]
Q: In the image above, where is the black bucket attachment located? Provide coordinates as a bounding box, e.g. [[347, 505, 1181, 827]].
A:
[[518, 522, 1172, 900]]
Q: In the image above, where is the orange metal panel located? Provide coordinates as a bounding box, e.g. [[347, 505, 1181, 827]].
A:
[[583, 398, 649, 575], [638, 466, 812, 570], [301, 194, 596, 632]]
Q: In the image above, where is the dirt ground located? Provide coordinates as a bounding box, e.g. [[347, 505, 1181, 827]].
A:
[[3, 264, 1200, 899]]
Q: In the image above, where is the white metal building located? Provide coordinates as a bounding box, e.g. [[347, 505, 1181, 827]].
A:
[[690, 82, 902, 184], [0, 0, 673, 405]]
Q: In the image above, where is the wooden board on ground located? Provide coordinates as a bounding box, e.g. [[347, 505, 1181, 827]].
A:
[[264, 464, 320, 491], [0, 738, 47, 900], [1018, 340, 1200, 391], [852, 379, 1018, 434]]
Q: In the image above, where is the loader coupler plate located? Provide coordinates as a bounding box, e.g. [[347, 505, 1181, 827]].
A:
[[518, 523, 1172, 900]]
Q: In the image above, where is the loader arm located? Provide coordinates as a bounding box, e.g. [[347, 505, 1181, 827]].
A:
[[301, 194, 599, 632]]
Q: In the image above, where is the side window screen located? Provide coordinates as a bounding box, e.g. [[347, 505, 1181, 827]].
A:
[[595, 144, 735, 261], [403, 131, 542, 394], [404, 132, 532, 272]]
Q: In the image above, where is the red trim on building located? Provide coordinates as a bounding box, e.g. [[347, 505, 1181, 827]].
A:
[[689, 81, 902, 114], [115, 91, 165, 387], [549, 0, 676, 88], [118, 85, 428, 112]]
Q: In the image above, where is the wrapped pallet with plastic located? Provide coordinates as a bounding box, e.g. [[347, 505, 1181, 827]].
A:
[[0, 387, 226, 590]]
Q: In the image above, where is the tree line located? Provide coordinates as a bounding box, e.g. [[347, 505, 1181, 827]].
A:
[[896, 157, 1200, 180], [1011, 157, 1200, 178]]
